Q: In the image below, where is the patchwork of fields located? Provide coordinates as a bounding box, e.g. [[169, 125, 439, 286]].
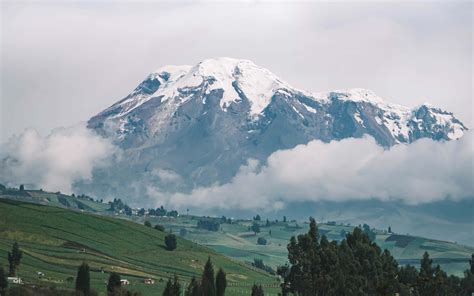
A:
[[145, 215, 474, 277], [0, 199, 280, 295]]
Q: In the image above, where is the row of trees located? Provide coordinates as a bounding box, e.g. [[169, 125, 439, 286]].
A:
[[277, 217, 474, 296], [76, 262, 140, 296], [108, 199, 178, 217], [160, 257, 227, 296], [197, 219, 220, 232]]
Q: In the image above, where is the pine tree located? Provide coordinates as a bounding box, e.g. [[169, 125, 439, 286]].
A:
[[75, 262, 90, 296], [185, 277, 201, 296], [251, 284, 264, 296], [171, 275, 181, 296], [107, 272, 121, 295], [201, 257, 216, 296], [7, 242, 22, 276], [0, 267, 8, 296], [163, 278, 173, 296], [163, 275, 180, 296], [470, 253, 474, 274], [216, 268, 227, 296], [418, 251, 435, 296]]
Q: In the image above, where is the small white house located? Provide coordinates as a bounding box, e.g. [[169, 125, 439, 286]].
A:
[[7, 277, 23, 284], [120, 279, 130, 285]]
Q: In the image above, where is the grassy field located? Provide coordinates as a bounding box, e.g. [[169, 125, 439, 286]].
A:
[[144, 215, 474, 277], [0, 199, 280, 295], [1, 188, 472, 282]]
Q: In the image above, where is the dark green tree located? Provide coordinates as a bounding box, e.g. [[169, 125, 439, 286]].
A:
[[201, 257, 216, 296], [471, 254, 474, 274], [251, 222, 260, 234], [7, 242, 22, 276], [0, 267, 7, 296], [418, 251, 435, 296], [165, 234, 177, 251], [460, 255, 474, 295], [19, 184, 24, 191], [75, 262, 90, 296], [216, 268, 227, 296], [185, 277, 201, 296], [163, 275, 180, 296], [144, 221, 152, 227], [107, 272, 121, 295], [154, 224, 165, 231], [251, 284, 264, 296]]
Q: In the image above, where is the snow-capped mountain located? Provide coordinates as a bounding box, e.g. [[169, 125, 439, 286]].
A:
[[86, 57, 467, 195]]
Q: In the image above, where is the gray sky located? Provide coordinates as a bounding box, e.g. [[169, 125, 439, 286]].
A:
[[1, 1, 472, 142]]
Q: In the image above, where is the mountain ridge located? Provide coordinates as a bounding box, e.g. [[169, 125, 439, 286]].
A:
[[85, 57, 467, 196]]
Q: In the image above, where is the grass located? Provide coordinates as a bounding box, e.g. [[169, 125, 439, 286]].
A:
[[0, 199, 280, 295], [147, 216, 474, 277]]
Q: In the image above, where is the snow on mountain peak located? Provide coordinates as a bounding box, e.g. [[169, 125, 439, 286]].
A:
[[127, 57, 294, 117], [168, 57, 294, 115]]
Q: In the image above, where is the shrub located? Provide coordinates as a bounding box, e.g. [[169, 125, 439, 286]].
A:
[[154, 224, 165, 231], [165, 234, 177, 251]]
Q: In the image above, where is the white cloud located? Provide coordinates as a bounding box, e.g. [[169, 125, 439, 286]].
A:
[[0, 124, 117, 193], [165, 132, 473, 210]]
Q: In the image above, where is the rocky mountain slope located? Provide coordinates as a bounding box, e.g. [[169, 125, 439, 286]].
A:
[[86, 57, 467, 196]]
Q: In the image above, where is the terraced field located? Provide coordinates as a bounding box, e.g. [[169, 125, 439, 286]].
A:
[[0, 199, 280, 295], [146, 215, 474, 277]]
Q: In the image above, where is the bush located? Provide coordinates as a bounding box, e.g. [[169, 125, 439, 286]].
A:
[[154, 224, 165, 231], [257, 237, 267, 245], [165, 234, 177, 251], [197, 219, 220, 232], [144, 221, 152, 227]]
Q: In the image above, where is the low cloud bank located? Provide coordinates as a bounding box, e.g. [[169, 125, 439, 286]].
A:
[[165, 132, 473, 210], [0, 124, 116, 193]]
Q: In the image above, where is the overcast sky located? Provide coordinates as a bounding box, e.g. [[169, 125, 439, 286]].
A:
[[1, 1, 472, 143]]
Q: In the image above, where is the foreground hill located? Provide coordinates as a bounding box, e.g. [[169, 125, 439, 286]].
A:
[[0, 199, 278, 295]]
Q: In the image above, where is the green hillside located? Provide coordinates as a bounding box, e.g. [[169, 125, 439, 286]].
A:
[[0, 199, 279, 295], [144, 215, 474, 277]]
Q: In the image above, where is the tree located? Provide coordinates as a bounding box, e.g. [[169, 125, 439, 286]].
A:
[[251, 284, 264, 296], [107, 272, 121, 295], [201, 257, 216, 296], [75, 262, 90, 296], [7, 242, 22, 276], [154, 224, 165, 231], [19, 184, 24, 191], [216, 268, 227, 296], [283, 216, 287, 223], [0, 267, 7, 296], [257, 237, 267, 245], [185, 277, 201, 296], [144, 221, 152, 227], [163, 275, 180, 296], [165, 234, 177, 251], [254, 214, 261, 221], [388, 226, 392, 233], [471, 253, 474, 274], [251, 222, 260, 234]]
